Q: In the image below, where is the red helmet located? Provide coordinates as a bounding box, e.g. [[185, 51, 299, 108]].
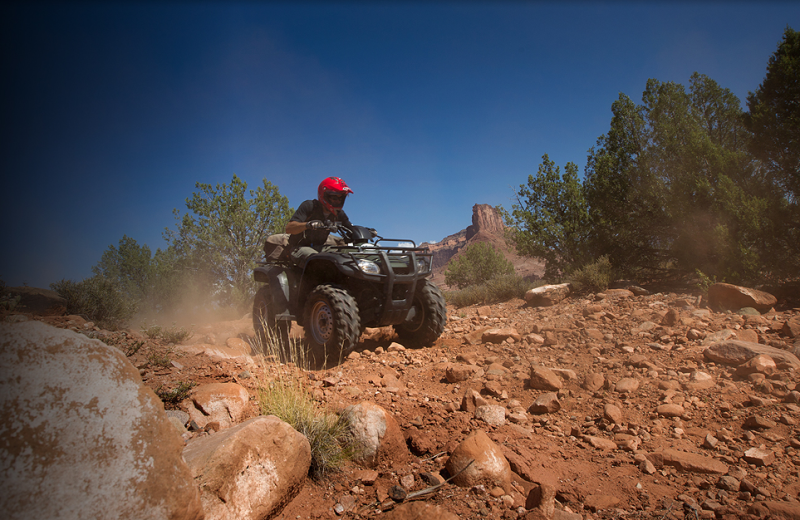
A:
[[317, 177, 353, 215]]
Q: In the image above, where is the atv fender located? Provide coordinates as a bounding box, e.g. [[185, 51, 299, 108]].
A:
[[254, 265, 293, 320]]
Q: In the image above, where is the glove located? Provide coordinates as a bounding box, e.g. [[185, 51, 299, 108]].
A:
[[307, 220, 324, 230], [369, 228, 378, 238]]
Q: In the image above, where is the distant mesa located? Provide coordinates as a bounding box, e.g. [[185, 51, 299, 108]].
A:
[[423, 204, 544, 288]]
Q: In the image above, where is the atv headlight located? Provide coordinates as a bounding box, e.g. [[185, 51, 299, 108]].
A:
[[357, 259, 380, 275], [416, 257, 429, 273]]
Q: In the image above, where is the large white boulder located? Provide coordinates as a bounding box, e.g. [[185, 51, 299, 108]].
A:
[[0, 321, 203, 520]]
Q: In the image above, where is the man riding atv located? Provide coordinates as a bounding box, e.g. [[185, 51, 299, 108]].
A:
[[284, 177, 370, 267], [253, 177, 446, 368]]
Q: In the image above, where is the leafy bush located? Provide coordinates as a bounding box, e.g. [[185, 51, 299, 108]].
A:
[[445, 274, 539, 307], [50, 276, 135, 329], [567, 255, 614, 293], [694, 269, 720, 295], [156, 381, 196, 407], [445, 242, 514, 289]]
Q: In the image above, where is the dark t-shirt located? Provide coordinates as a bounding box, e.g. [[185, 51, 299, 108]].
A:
[[287, 199, 353, 250]]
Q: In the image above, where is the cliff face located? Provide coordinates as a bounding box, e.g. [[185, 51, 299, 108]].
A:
[[424, 204, 544, 287], [466, 204, 504, 240]]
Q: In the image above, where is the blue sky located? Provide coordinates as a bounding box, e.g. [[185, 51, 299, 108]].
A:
[[2, 1, 798, 288]]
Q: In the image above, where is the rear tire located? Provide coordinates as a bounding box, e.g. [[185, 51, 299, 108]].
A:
[[303, 285, 361, 369], [393, 280, 446, 347], [253, 286, 291, 360]]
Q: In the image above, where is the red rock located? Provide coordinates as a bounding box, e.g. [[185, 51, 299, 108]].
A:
[[528, 393, 560, 414], [748, 500, 800, 519], [482, 327, 521, 343], [583, 372, 605, 391], [461, 389, 489, 412], [708, 283, 777, 313], [446, 363, 484, 383], [529, 365, 563, 391], [525, 483, 556, 515], [743, 446, 775, 466], [656, 404, 685, 417], [783, 317, 800, 338], [584, 435, 617, 450], [615, 377, 640, 394], [183, 416, 311, 520], [604, 403, 623, 424], [599, 289, 634, 299], [703, 340, 800, 368], [187, 382, 250, 430], [445, 430, 512, 490], [736, 354, 777, 377], [584, 494, 621, 511], [656, 448, 728, 474], [381, 502, 459, 520]]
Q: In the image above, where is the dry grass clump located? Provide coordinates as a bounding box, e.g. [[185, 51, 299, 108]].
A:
[[252, 323, 358, 479], [140, 322, 192, 344]]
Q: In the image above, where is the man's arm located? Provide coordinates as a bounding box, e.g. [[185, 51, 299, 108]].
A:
[[286, 221, 310, 235]]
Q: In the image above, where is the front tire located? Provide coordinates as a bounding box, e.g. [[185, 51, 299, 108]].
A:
[[393, 280, 446, 347], [303, 285, 361, 369], [253, 286, 291, 359]]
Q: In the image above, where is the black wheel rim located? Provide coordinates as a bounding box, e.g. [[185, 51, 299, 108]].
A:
[[309, 300, 334, 344]]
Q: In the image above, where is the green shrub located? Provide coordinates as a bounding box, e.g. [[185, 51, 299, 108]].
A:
[[445, 274, 539, 307], [156, 381, 196, 406], [445, 242, 514, 289], [50, 276, 135, 329], [567, 255, 614, 293]]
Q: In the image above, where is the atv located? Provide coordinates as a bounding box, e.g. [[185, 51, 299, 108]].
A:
[[252, 223, 446, 368]]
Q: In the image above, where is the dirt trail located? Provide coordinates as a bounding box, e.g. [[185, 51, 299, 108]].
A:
[[17, 287, 800, 519]]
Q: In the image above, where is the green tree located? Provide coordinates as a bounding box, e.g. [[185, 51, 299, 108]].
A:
[[506, 154, 591, 280], [166, 175, 292, 309], [746, 26, 800, 200], [445, 241, 514, 289], [585, 73, 782, 282], [92, 235, 155, 308]]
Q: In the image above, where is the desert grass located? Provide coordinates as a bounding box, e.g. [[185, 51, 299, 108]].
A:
[[251, 321, 358, 479], [445, 273, 542, 307]]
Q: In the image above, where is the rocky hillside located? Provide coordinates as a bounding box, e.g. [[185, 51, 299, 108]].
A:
[[3, 281, 800, 519], [424, 204, 544, 288]]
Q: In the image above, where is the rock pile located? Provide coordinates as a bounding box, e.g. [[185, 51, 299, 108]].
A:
[[3, 280, 800, 519]]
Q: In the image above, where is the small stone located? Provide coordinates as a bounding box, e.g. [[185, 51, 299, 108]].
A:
[[389, 485, 408, 502], [604, 403, 623, 424], [743, 415, 777, 430], [742, 447, 775, 466], [656, 404, 685, 417], [528, 393, 560, 415], [474, 405, 506, 426], [615, 377, 640, 394]]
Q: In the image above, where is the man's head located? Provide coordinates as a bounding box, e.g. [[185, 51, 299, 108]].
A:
[[318, 177, 353, 215]]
